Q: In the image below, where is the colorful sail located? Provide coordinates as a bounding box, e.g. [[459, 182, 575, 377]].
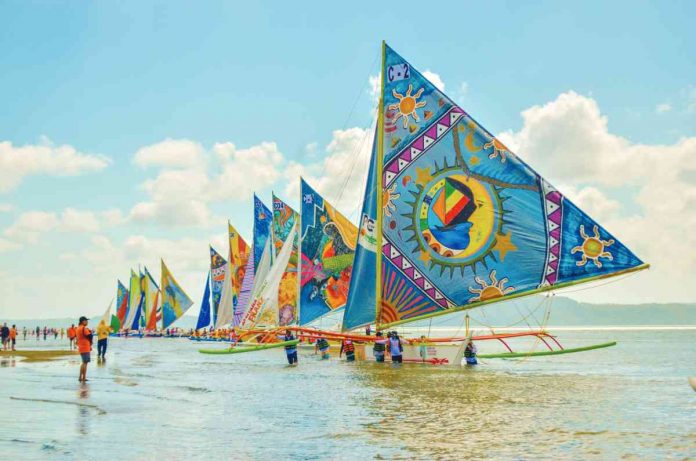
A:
[[115, 279, 129, 330], [161, 259, 194, 329], [209, 246, 227, 326], [143, 267, 160, 330], [218, 223, 251, 328], [131, 272, 145, 330], [369, 43, 644, 328], [196, 271, 212, 330], [253, 195, 273, 271], [242, 225, 297, 328], [342, 132, 379, 331], [100, 299, 113, 326], [123, 269, 141, 330], [272, 194, 299, 326], [234, 251, 255, 326], [300, 179, 358, 325]]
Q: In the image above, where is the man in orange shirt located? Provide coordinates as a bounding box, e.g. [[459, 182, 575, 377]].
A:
[[9, 325, 17, 351], [67, 324, 76, 350], [76, 316, 93, 382]]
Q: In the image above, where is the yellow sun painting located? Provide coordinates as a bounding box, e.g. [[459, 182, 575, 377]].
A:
[[468, 270, 514, 303], [388, 84, 426, 128], [571, 225, 614, 268]]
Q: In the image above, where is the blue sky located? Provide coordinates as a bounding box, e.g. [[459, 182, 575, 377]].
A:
[[1, 1, 694, 318]]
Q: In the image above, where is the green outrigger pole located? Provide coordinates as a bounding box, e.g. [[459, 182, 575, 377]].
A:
[[199, 339, 299, 355], [477, 341, 617, 359]]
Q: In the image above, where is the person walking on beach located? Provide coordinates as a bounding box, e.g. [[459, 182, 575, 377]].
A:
[[35, 326, 40, 341], [53, 328, 58, 340], [9, 325, 17, 351], [1, 323, 9, 351], [60, 328, 64, 339], [283, 329, 298, 366], [373, 331, 387, 362], [43, 326, 47, 341], [22, 327, 27, 341], [340, 338, 356, 362], [67, 324, 76, 350], [388, 331, 403, 363], [76, 316, 93, 382], [96, 320, 112, 360]]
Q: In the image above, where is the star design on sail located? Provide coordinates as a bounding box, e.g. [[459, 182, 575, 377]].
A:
[[571, 225, 614, 268], [492, 231, 517, 262], [388, 84, 426, 128]]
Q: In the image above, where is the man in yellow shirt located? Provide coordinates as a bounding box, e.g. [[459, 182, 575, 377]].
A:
[[96, 320, 112, 361]]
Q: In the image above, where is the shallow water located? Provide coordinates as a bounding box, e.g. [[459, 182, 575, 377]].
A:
[[0, 330, 694, 460]]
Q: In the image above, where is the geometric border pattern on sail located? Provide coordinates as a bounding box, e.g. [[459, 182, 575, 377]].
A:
[[383, 107, 465, 188], [539, 178, 563, 287], [382, 237, 455, 308]]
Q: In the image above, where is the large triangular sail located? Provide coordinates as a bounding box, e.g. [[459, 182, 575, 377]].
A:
[[123, 269, 142, 331], [161, 259, 194, 329], [143, 266, 160, 330], [196, 271, 212, 330], [347, 43, 646, 330], [217, 223, 251, 328], [115, 279, 129, 331], [299, 179, 358, 325], [272, 194, 299, 326], [253, 195, 273, 271], [209, 246, 228, 326]]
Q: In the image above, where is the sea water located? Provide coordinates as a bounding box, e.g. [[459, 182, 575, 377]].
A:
[[0, 329, 694, 460]]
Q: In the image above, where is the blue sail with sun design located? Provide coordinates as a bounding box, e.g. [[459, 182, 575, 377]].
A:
[[342, 129, 379, 331], [253, 194, 273, 272], [161, 259, 194, 329], [300, 179, 358, 325], [195, 271, 212, 330], [372, 43, 645, 328]]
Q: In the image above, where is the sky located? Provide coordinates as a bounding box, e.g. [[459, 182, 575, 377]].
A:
[[0, 1, 694, 319]]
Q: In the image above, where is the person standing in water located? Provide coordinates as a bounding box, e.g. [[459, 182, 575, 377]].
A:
[[340, 338, 356, 362], [22, 327, 27, 341], [388, 332, 403, 363], [464, 340, 478, 365], [76, 316, 93, 382], [373, 331, 387, 362], [283, 329, 298, 366], [67, 324, 76, 349], [314, 335, 330, 360], [9, 325, 17, 351], [1, 323, 9, 351], [96, 320, 112, 360]]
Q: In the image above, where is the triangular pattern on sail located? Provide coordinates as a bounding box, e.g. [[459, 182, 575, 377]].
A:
[[272, 194, 299, 326], [242, 225, 297, 328], [300, 179, 358, 325], [196, 271, 212, 330], [374, 44, 644, 328], [342, 128, 379, 331], [253, 195, 273, 272], [115, 279, 129, 330], [161, 259, 194, 329], [123, 269, 141, 330], [209, 246, 228, 326]]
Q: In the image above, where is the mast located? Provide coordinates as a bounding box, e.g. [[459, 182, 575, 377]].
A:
[[374, 40, 386, 331]]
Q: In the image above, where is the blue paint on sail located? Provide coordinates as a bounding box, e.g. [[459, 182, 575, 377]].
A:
[[253, 195, 273, 271], [341, 129, 378, 331], [196, 271, 212, 330]]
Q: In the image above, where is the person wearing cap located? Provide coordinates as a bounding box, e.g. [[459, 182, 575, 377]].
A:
[[76, 316, 93, 382], [96, 319, 112, 360]]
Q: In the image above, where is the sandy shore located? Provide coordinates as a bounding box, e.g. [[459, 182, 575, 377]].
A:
[[0, 350, 78, 362]]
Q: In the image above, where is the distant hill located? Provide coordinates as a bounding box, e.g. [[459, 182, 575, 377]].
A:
[[4, 297, 695, 329]]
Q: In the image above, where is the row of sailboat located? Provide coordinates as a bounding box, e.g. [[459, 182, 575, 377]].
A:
[[106, 42, 649, 362]]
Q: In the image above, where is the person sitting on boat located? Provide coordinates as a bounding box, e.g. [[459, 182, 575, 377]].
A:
[[315, 335, 330, 360], [388, 331, 403, 363], [373, 331, 387, 362], [283, 329, 298, 366], [464, 340, 478, 365], [340, 338, 356, 362]]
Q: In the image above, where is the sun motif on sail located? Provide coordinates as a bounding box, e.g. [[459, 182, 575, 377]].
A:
[[571, 225, 614, 268], [468, 270, 514, 303], [404, 160, 507, 276], [482, 136, 511, 163], [388, 84, 426, 128]]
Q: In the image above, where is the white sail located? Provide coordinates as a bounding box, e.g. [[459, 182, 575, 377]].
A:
[[100, 298, 114, 325], [214, 260, 234, 329], [242, 225, 296, 328]]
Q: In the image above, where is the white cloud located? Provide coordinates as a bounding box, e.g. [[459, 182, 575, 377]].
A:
[[499, 90, 696, 303], [0, 139, 110, 193], [285, 127, 373, 220], [655, 103, 671, 114], [0, 237, 21, 253], [134, 138, 206, 169], [4, 208, 125, 243], [0, 203, 13, 213], [422, 70, 445, 92], [211, 141, 283, 201]]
